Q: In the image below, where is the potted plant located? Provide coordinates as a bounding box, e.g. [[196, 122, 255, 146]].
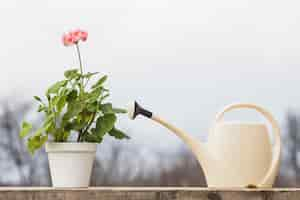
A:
[[20, 29, 129, 187]]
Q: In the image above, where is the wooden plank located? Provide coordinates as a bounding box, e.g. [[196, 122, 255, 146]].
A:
[[0, 187, 300, 200]]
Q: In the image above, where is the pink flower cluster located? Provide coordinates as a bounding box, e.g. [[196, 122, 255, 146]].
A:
[[62, 29, 88, 46]]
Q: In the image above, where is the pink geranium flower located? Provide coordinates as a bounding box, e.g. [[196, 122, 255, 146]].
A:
[[62, 33, 74, 46], [71, 29, 81, 43], [80, 31, 88, 41], [62, 29, 88, 46]]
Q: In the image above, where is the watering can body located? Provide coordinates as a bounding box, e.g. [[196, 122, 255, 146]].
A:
[[152, 103, 281, 187], [205, 122, 273, 187]]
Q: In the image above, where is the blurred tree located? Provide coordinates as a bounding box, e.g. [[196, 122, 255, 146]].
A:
[[285, 112, 300, 185], [0, 100, 50, 186]]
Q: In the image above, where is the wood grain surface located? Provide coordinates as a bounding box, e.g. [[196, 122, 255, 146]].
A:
[[0, 187, 299, 200]]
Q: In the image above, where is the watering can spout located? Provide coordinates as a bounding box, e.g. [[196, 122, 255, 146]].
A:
[[127, 101, 214, 176], [150, 115, 213, 175]]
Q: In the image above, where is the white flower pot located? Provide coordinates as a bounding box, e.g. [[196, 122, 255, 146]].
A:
[[45, 142, 97, 187]]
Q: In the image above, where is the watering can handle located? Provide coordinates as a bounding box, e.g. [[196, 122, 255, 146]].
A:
[[214, 103, 281, 187]]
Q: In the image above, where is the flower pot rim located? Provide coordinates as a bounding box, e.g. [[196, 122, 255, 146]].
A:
[[45, 142, 97, 153]]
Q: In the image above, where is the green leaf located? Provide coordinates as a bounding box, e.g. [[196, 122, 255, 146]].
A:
[[46, 80, 68, 95], [51, 128, 68, 142], [33, 96, 42, 102], [64, 117, 87, 131], [45, 121, 56, 134], [64, 69, 79, 79], [63, 100, 85, 120], [100, 93, 109, 102], [37, 104, 47, 113], [109, 127, 130, 139], [66, 90, 78, 102], [82, 72, 99, 79], [100, 103, 113, 114], [88, 87, 103, 102], [56, 95, 67, 113], [84, 133, 103, 143], [94, 114, 116, 137], [27, 134, 48, 154], [62, 130, 70, 141], [43, 114, 55, 131], [91, 75, 107, 89], [87, 101, 98, 112], [20, 121, 32, 138], [51, 95, 59, 107]]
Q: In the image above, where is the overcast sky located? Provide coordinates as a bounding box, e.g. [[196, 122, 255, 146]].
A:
[[0, 0, 300, 151]]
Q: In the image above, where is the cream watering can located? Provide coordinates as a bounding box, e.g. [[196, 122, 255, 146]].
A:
[[128, 102, 281, 187]]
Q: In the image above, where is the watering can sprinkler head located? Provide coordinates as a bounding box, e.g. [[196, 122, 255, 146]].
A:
[[128, 101, 153, 120]]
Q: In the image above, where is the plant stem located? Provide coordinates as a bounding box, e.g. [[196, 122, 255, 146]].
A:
[[77, 130, 82, 142], [75, 43, 83, 76], [75, 43, 85, 142], [80, 113, 96, 141], [75, 43, 84, 94]]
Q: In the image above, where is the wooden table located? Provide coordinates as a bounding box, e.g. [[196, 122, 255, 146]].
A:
[[0, 187, 299, 200]]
